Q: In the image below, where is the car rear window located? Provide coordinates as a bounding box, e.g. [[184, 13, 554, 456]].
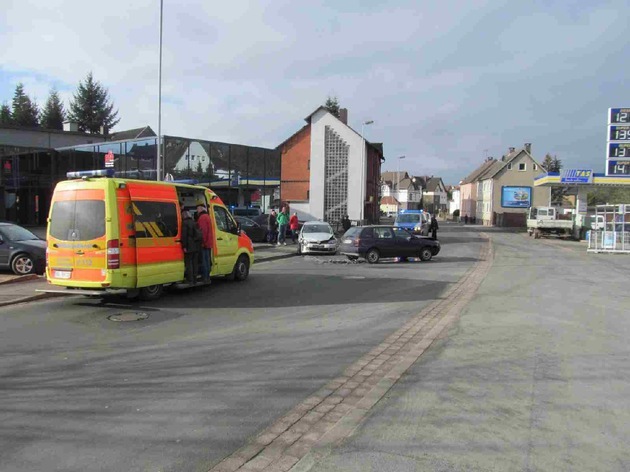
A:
[[50, 200, 106, 241]]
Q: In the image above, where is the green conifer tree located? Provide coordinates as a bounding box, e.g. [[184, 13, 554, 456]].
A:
[[68, 72, 120, 133], [40, 89, 66, 130], [11, 83, 39, 127]]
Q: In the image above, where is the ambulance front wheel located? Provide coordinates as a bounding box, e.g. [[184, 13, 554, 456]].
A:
[[139, 284, 164, 301], [232, 255, 250, 282]]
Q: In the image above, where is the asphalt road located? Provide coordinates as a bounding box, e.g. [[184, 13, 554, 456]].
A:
[[0, 224, 483, 472]]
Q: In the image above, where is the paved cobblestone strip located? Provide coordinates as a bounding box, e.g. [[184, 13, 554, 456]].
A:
[[209, 235, 494, 472]]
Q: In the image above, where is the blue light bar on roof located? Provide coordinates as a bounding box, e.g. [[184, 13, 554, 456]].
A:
[[66, 169, 115, 179]]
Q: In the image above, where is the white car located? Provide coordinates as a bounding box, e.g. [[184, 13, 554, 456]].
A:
[[297, 221, 338, 255]]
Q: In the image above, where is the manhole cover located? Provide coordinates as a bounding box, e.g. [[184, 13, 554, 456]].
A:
[[108, 312, 149, 322]]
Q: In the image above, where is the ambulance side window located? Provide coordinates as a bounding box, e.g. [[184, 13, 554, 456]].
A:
[[213, 206, 237, 234], [133, 201, 178, 238]]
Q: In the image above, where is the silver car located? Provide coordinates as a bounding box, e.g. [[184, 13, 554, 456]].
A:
[[297, 221, 337, 254]]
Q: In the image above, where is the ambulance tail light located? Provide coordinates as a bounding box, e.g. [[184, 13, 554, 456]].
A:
[[107, 239, 120, 269]]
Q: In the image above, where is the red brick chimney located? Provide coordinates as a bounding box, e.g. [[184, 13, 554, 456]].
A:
[[339, 108, 348, 124]]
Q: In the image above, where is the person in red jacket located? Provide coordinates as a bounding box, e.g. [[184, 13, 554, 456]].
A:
[[196, 204, 213, 282], [289, 212, 299, 243]]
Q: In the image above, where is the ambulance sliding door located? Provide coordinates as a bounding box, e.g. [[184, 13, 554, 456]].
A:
[[212, 204, 239, 274], [126, 182, 184, 287]]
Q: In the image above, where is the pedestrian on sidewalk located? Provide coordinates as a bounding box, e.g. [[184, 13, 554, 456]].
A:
[[341, 215, 351, 233], [181, 210, 201, 284], [277, 206, 289, 246], [267, 210, 278, 243], [289, 212, 300, 243], [196, 204, 213, 282], [429, 214, 439, 240]]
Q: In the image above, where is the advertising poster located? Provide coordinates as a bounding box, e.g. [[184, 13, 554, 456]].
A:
[[501, 186, 532, 208]]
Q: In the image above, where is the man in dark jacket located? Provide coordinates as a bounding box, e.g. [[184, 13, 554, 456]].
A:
[[196, 204, 213, 282], [181, 210, 201, 284], [429, 215, 439, 240], [267, 210, 278, 243]]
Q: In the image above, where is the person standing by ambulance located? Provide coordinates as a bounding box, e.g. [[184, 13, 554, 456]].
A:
[[196, 204, 213, 282], [181, 210, 201, 284], [289, 212, 299, 243]]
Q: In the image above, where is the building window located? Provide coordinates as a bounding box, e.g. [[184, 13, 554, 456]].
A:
[[307, 190, 310, 200], [507, 163, 512, 170], [519, 163, 526, 171], [533, 164, 538, 171], [323, 126, 349, 223], [307, 159, 310, 170]]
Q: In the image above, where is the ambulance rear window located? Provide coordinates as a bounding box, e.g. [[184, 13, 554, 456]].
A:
[[50, 200, 105, 241]]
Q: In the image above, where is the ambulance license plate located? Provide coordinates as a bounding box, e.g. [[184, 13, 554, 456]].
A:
[[54, 270, 71, 279]]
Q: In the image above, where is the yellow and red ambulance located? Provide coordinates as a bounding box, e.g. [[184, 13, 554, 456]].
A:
[[44, 169, 254, 300]]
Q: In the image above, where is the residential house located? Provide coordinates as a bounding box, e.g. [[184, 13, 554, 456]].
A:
[[461, 144, 550, 226], [278, 107, 385, 225], [381, 171, 423, 212], [416, 176, 448, 215], [459, 158, 497, 223]]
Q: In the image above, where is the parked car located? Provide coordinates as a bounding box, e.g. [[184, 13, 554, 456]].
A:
[[230, 207, 263, 219], [234, 216, 267, 242], [297, 221, 338, 254], [0, 222, 46, 275], [338, 225, 440, 263]]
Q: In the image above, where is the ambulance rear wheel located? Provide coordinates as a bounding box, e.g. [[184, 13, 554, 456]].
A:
[[139, 284, 163, 301], [232, 255, 250, 282]]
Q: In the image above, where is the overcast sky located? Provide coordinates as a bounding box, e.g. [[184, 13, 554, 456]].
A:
[[1, 0, 628, 185]]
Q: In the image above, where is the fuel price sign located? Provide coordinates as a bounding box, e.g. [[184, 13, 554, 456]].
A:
[[609, 108, 630, 124], [609, 125, 630, 141], [608, 142, 630, 159]]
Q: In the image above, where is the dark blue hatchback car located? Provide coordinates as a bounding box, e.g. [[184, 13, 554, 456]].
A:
[[338, 225, 440, 264]]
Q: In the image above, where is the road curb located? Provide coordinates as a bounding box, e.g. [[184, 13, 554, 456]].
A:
[[0, 274, 41, 285], [0, 291, 67, 308], [255, 252, 298, 264]]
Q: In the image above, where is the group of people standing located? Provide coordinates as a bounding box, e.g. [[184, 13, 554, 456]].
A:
[[267, 206, 300, 245], [180, 204, 214, 285]]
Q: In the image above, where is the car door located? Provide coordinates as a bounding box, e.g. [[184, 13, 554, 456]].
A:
[[212, 205, 239, 274], [374, 227, 396, 257], [393, 227, 415, 257], [0, 228, 10, 268]]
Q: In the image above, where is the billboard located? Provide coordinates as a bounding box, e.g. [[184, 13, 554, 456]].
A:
[[501, 186, 532, 208]]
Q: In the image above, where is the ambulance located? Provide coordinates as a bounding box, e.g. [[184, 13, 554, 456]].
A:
[[43, 169, 254, 300]]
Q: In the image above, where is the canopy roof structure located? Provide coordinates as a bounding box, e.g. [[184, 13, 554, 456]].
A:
[[534, 172, 630, 188]]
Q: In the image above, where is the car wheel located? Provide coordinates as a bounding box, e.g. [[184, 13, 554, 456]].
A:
[[366, 248, 380, 264], [232, 255, 250, 281], [139, 284, 163, 301], [419, 247, 433, 261], [11, 253, 35, 275], [346, 255, 358, 261]]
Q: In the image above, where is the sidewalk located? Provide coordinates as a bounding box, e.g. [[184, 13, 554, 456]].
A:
[[0, 242, 297, 308]]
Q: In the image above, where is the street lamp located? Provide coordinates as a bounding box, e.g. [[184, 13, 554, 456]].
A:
[[156, 0, 164, 181], [397, 155, 406, 214], [360, 120, 374, 224]]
